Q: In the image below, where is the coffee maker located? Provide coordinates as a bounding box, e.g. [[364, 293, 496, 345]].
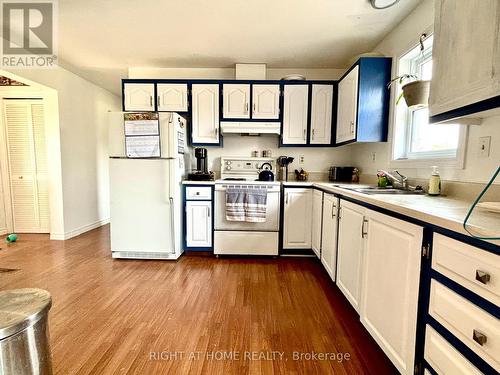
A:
[[188, 148, 214, 181]]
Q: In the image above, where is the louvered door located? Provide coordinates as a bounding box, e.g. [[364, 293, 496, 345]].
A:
[[3, 100, 49, 233]]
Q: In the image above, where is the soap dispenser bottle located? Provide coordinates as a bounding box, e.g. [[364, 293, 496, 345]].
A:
[[428, 166, 441, 196]]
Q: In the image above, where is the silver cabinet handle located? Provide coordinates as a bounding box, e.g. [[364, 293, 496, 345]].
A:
[[253, 102, 256, 113], [350, 121, 355, 133], [245, 103, 249, 113], [207, 206, 210, 218], [312, 129, 315, 140], [286, 193, 289, 205], [303, 128, 306, 140], [150, 95, 153, 107], [473, 329, 487, 346], [361, 217, 368, 238], [215, 127, 218, 138], [475, 270, 491, 284], [331, 203, 336, 218], [157, 95, 160, 107]]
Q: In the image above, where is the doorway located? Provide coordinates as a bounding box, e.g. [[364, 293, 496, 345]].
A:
[[2, 99, 50, 233]]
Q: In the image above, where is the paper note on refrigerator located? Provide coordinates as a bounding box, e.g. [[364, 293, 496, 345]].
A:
[[125, 136, 161, 158]]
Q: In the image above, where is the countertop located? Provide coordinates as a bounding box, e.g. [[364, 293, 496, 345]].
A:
[[182, 179, 500, 244]]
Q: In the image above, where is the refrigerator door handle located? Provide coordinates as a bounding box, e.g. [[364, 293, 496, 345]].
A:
[[169, 197, 176, 254]]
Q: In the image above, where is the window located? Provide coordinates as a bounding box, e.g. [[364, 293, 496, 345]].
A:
[[392, 35, 466, 168]]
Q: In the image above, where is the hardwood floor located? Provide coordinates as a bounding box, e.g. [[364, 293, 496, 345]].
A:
[[0, 225, 397, 375]]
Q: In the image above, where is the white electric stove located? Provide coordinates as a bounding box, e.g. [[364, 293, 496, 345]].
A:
[[214, 157, 280, 256]]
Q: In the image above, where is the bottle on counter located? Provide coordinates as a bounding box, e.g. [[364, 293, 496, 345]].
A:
[[428, 166, 441, 196]]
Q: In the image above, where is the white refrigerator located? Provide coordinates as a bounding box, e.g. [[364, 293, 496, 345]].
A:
[[108, 112, 188, 259]]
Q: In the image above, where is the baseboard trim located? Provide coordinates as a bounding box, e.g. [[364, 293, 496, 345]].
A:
[[50, 218, 109, 241]]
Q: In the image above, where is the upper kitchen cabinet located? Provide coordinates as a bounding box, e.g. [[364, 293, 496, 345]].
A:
[[157, 83, 188, 112], [335, 57, 392, 146], [252, 84, 280, 119], [429, 0, 500, 124], [310, 84, 334, 145], [223, 84, 251, 119], [123, 83, 155, 111], [282, 84, 309, 145], [191, 84, 220, 145]]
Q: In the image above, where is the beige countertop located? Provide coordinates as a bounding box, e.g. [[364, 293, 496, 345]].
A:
[[285, 181, 500, 245]]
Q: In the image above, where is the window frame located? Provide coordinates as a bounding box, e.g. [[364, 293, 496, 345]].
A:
[[390, 34, 467, 169]]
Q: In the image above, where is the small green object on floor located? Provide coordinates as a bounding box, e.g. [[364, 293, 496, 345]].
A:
[[6, 233, 18, 243]]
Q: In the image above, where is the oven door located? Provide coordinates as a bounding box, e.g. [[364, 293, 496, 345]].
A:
[[215, 185, 280, 231]]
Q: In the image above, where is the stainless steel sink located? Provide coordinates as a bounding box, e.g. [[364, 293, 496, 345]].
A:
[[335, 186, 425, 195]]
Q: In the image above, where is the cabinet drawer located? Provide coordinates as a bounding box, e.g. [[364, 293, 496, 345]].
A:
[[185, 186, 212, 200], [432, 233, 500, 306], [429, 280, 500, 371], [425, 325, 482, 375]]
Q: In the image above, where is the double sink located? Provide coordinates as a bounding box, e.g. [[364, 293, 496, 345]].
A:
[[332, 185, 425, 195]]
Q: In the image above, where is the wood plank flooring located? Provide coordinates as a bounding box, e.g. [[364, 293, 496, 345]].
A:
[[0, 226, 397, 374]]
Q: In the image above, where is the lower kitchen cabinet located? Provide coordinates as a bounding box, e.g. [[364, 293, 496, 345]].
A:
[[336, 200, 366, 312], [283, 188, 312, 249], [183, 185, 213, 250], [311, 189, 323, 257], [320, 193, 338, 281], [359, 209, 423, 375]]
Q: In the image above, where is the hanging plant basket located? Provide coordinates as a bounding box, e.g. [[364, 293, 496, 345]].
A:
[[401, 80, 430, 109]]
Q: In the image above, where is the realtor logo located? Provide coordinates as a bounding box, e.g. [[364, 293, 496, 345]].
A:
[[1, 0, 58, 68]]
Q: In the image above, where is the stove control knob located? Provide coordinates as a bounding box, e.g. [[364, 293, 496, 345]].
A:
[[226, 161, 232, 165], [226, 166, 231, 170]]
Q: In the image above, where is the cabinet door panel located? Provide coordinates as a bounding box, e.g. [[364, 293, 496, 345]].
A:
[[192, 84, 219, 144], [429, 0, 500, 117], [283, 188, 312, 249], [336, 200, 365, 311], [252, 84, 280, 119], [311, 189, 323, 257], [124, 83, 155, 111], [157, 83, 188, 112], [282, 85, 309, 145], [186, 201, 212, 248], [336, 66, 358, 144], [321, 194, 338, 281], [310, 84, 333, 144], [223, 84, 250, 119], [360, 210, 422, 375]]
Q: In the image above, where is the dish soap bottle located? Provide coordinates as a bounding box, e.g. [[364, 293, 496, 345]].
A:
[[428, 166, 441, 196]]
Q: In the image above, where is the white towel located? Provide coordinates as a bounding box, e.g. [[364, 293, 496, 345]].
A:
[[225, 186, 267, 223]]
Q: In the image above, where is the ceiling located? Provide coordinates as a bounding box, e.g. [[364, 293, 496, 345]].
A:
[[58, 0, 422, 94]]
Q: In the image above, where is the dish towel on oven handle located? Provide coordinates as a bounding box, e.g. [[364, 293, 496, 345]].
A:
[[225, 186, 267, 223]]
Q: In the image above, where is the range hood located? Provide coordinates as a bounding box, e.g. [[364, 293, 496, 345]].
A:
[[220, 121, 280, 135]]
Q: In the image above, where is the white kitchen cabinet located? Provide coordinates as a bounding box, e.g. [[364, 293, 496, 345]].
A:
[[336, 66, 358, 144], [191, 84, 220, 144], [157, 83, 188, 112], [252, 84, 280, 119], [123, 83, 155, 111], [310, 84, 334, 145], [185, 201, 212, 248], [282, 85, 309, 145], [321, 193, 338, 281], [336, 200, 366, 312], [360, 209, 423, 375], [311, 189, 323, 258], [429, 0, 500, 121], [283, 188, 312, 249], [223, 84, 250, 119]]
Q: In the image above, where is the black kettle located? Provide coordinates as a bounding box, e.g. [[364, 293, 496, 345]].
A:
[[258, 163, 274, 181]]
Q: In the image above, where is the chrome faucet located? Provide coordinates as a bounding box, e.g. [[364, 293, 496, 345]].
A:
[[378, 170, 408, 189]]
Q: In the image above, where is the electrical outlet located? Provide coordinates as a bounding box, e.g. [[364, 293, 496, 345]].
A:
[[478, 136, 491, 158], [299, 155, 305, 164]]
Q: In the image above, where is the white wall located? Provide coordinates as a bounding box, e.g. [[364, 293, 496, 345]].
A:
[[130, 67, 352, 177], [351, 0, 500, 184], [4, 66, 120, 238]]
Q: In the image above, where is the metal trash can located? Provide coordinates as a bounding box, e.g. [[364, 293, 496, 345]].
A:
[[0, 288, 53, 375]]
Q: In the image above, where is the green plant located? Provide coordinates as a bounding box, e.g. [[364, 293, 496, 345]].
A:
[[387, 74, 419, 105]]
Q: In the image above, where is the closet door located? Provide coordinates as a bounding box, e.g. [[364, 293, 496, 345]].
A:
[[3, 101, 49, 233]]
